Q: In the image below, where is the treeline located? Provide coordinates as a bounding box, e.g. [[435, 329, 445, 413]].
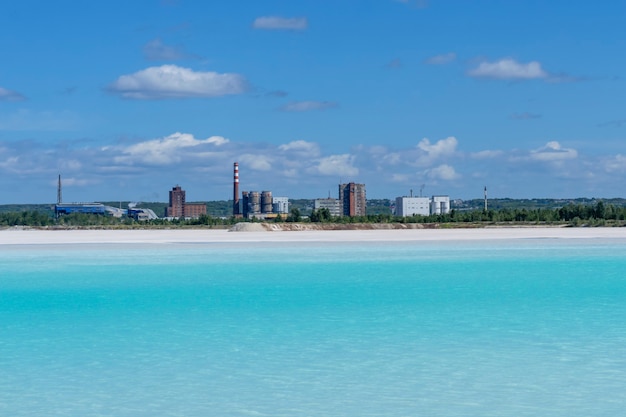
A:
[[308, 201, 626, 226], [2, 201, 626, 227]]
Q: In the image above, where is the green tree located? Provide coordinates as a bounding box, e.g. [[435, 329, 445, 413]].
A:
[[287, 208, 301, 222]]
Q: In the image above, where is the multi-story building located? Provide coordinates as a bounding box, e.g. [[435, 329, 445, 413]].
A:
[[339, 182, 366, 217], [166, 185, 185, 217], [165, 185, 206, 218], [394, 195, 451, 216], [314, 198, 342, 217], [394, 197, 431, 216]]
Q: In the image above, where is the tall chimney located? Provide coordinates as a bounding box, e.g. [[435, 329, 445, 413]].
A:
[[233, 162, 240, 216], [484, 186, 488, 211]]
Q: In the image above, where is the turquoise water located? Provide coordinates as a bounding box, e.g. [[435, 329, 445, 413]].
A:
[[1, 239, 626, 416]]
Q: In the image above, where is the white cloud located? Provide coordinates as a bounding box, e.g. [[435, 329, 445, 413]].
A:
[[280, 101, 338, 112], [143, 39, 194, 61], [470, 150, 504, 159], [107, 65, 247, 99], [391, 173, 410, 182], [530, 141, 578, 161], [252, 16, 308, 31], [114, 132, 229, 165], [0, 87, 26, 101], [239, 154, 272, 171], [425, 164, 460, 180], [468, 58, 547, 80], [425, 52, 456, 65], [310, 154, 358, 177], [278, 140, 320, 156], [604, 154, 626, 173], [416, 136, 458, 165]]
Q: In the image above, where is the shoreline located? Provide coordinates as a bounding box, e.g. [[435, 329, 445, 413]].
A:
[[1, 226, 626, 245]]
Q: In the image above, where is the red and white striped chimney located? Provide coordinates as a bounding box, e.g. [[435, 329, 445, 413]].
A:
[[233, 162, 240, 216]]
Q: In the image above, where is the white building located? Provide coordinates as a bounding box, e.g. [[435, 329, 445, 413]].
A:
[[395, 197, 430, 216], [314, 198, 342, 217], [395, 195, 451, 216], [430, 195, 450, 215], [272, 197, 289, 214]]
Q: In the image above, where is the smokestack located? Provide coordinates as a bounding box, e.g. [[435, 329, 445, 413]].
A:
[[233, 162, 240, 216], [484, 186, 488, 211], [57, 174, 62, 204]]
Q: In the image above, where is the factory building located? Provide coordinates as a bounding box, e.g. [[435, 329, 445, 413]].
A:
[[430, 195, 450, 215], [55, 203, 107, 215], [339, 182, 366, 217], [314, 198, 342, 217], [165, 185, 206, 218], [241, 190, 279, 219], [272, 197, 289, 214], [394, 195, 451, 216], [234, 162, 289, 219], [394, 197, 431, 216]]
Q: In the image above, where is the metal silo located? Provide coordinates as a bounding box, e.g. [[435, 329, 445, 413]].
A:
[[249, 191, 261, 214], [261, 191, 273, 214]]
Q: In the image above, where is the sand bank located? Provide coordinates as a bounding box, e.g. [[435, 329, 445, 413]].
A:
[[1, 226, 625, 245]]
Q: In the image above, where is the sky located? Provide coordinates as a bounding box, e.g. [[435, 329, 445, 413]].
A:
[[1, 0, 625, 204]]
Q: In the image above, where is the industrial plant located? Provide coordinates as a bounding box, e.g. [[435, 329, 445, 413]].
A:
[[54, 175, 158, 220], [54, 162, 452, 221]]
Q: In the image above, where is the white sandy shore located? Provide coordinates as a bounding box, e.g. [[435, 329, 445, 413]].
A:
[[1, 226, 626, 245]]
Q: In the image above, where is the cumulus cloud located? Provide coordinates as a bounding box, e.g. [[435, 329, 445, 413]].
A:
[[279, 101, 338, 112], [425, 164, 459, 181], [278, 140, 320, 157], [143, 38, 195, 61], [107, 65, 247, 99], [0, 87, 26, 101], [530, 141, 578, 161], [605, 154, 626, 173], [252, 16, 308, 30], [468, 58, 547, 80], [239, 154, 273, 171], [425, 52, 456, 65], [416, 136, 458, 165], [113, 132, 229, 165], [391, 173, 410, 182], [470, 150, 504, 159], [310, 154, 358, 177]]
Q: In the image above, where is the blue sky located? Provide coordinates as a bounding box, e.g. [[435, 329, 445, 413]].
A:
[[1, 0, 625, 204]]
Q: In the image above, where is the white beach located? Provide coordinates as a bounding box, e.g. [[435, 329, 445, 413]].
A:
[[1, 226, 626, 245]]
